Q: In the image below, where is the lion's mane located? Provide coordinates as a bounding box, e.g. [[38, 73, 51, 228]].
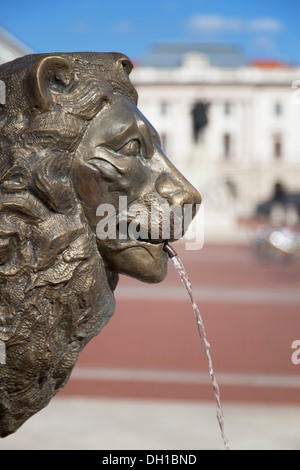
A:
[[0, 52, 136, 436]]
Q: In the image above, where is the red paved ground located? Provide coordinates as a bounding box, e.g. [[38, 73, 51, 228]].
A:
[[58, 242, 300, 404]]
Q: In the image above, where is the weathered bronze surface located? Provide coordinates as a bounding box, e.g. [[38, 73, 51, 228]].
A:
[[0, 52, 201, 437]]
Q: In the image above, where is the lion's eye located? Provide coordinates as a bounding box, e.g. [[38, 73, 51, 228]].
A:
[[119, 139, 141, 157]]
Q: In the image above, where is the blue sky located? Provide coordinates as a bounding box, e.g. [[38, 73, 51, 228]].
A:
[[1, 0, 300, 64]]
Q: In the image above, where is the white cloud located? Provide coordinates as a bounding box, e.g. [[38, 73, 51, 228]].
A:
[[248, 18, 283, 32], [186, 15, 284, 34], [187, 15, 242, 33]]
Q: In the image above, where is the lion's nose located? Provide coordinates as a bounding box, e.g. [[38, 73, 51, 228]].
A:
[[155, 172, 201, 212]]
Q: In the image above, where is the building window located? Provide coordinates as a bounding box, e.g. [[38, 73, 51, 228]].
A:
[[273, 133, 283, 159], [274, 102, 283, 116], [223, 133, 232, 159], [224, 102, 232, 115], [160, 133, 168, 153], [160, 102, 169, 115], [191, 102, 209, 142]]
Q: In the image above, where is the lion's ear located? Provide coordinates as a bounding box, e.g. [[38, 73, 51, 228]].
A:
[[115, 54, 134, 76], [26, 56, 74, 111]]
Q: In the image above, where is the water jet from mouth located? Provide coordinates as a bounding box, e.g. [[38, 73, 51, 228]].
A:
[[164, 243, 230, 450]]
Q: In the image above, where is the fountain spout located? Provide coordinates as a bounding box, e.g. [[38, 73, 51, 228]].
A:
[[164, 243, 178, 259]]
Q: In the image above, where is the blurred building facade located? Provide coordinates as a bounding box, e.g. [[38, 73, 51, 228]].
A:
[[0, 30, 299, 241], [132, 45, 300, 241]]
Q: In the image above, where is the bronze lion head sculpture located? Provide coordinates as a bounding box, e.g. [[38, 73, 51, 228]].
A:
[[0, 52, 201, 437]]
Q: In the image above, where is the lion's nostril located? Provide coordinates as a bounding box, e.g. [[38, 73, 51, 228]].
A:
[[155, 172, 201, 212], [155, 173, 182, 198], [168, 191, 196, 207]]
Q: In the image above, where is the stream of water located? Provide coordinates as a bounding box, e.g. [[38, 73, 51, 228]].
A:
[[170, 252, 231, 450]]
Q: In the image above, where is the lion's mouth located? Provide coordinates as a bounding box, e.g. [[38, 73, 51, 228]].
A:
[[96, 217, 171, 282], [134, 236, 163, 245], [115, 218, 181, 245], [99, 222, 167, 260], [97, 216, 180, 264]]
